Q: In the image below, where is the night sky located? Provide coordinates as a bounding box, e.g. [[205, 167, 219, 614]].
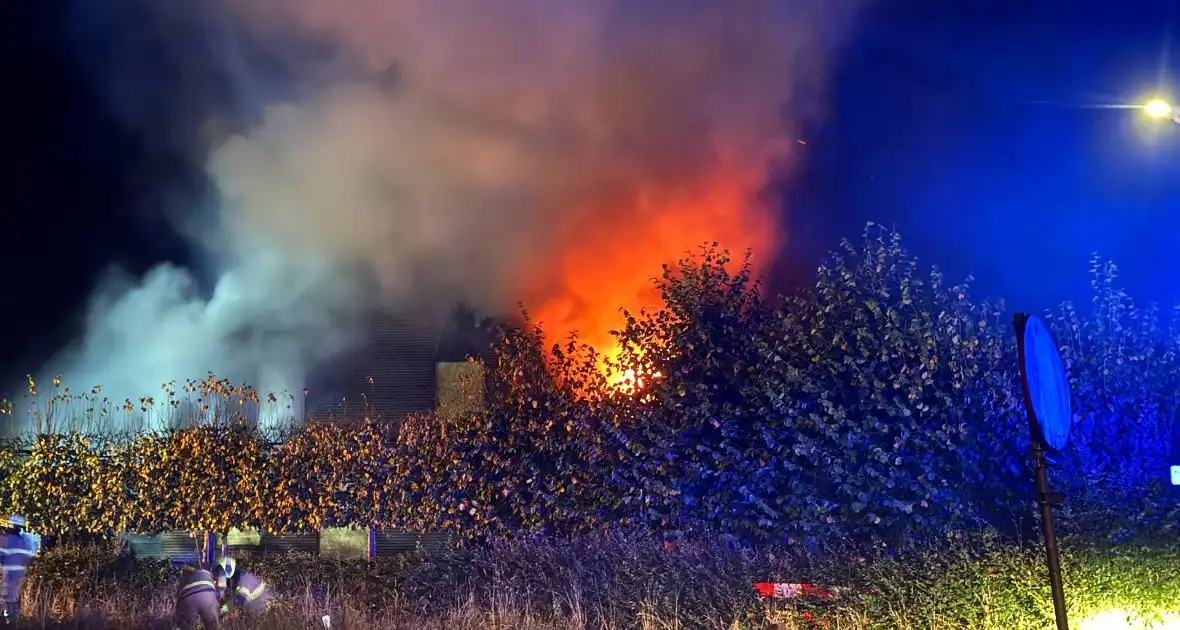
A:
[[4, 0, 1180, 386]]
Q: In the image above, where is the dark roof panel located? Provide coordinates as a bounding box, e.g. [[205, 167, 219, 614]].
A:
[[305, 307, 495, 424]]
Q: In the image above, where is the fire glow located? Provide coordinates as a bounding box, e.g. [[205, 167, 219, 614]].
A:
[[527, 174, 777, 388]]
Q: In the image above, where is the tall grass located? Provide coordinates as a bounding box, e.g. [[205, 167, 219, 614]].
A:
[[17, 532, 1180, 629], [6, 374, 314, 440]]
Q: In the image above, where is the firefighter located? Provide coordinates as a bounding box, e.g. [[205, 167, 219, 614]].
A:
[[217, 556, 274, 616], [0, 515, 36, 625], [175, 564, 222, 630]]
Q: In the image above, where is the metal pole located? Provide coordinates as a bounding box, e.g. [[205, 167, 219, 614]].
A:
[[1032, 442, 1069, 630]]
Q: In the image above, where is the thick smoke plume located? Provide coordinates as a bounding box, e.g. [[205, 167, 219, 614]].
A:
[[13, 0, 863, 434]]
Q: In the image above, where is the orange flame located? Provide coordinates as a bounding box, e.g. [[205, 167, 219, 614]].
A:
[[527, 170, 777, 384]]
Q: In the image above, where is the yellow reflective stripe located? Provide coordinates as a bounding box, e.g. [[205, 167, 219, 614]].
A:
[[236, 581, 267, 601], [179, 580, 215, 596]]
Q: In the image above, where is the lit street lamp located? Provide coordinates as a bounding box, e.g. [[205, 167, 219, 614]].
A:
[[1143, 98, 1179, 123]]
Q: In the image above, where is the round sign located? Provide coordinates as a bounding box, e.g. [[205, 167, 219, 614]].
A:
[[1016, 314, 1072, 452]]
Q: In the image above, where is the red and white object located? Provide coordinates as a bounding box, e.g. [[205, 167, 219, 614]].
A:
[[754, 583, 841, 600]]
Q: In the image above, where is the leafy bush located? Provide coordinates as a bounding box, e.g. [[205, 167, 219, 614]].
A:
[[599, 233, 1023, 544], [0, 224, 1177, 550]]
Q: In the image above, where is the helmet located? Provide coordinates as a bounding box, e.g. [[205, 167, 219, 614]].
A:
[[217, 556, 237, 579], [6, 515, 25, 529]]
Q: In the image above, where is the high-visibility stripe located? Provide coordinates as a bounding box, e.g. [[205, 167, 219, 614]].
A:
[[1, 565, 26, 572], [236, 581, 267, 601], [179, 580, 216, 599], [0, 549, 33, 556]]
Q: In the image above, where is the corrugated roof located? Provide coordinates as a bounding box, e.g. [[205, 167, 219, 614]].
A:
[[305, 306, 495, 424], [306, 309, 440, 422]]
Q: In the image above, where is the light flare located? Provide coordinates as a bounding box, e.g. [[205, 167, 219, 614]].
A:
[[1078, 609, 1180, 630], [1144, 98, 1174, 119]]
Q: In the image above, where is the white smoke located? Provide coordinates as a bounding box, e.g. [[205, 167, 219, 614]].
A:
[[13, 0, 866, 435]]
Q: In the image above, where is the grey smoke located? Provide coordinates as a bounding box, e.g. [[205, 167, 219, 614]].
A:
[[13, 0, 866, 434]]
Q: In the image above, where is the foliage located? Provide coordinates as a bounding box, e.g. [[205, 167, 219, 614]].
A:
[[602, 234, 1024, 544], [20, 534, 1180, 630], [265, 422, 388, 532], [0, 224, 1176, 549], [123, 426, 271, 534], [1, 435, 128, 535]]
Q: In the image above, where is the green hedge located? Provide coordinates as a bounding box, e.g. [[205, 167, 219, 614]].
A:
[[2, 226, 1178, 549]]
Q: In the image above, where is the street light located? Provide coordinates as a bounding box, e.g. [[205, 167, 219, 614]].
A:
[[1143, 98, 1178, 122]]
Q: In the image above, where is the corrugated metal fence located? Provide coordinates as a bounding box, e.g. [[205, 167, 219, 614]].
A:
[[125, 528, 458, 563]]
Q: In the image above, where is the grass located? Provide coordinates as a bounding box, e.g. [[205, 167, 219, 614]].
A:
[[16, 531, 1180, 630], [16, 593, 846, 630], [16, 533, 877, 630], [18, 581, 777, 630]]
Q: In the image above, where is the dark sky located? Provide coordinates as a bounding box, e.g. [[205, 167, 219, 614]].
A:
[[792, 0, 1180, 306], [4, 0, 1180, 384]]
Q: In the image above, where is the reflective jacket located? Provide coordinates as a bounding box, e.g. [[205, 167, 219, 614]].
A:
[[0, 532, 35, 603], [231, 570, 273, 615], [175, 568, 221, 629]]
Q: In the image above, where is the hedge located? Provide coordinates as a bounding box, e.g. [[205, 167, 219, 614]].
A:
[[1, 224, 1177, 548]]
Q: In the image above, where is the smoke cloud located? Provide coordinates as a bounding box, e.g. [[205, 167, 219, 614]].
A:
[[15, 0, 864, 434]]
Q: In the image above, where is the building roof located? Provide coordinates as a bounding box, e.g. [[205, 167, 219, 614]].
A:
[[305, 305, 495, 424]]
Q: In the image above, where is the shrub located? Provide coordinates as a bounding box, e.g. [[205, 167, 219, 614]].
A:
[[599, 231, 1024, 545], [0, 224, 1177, 551]]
